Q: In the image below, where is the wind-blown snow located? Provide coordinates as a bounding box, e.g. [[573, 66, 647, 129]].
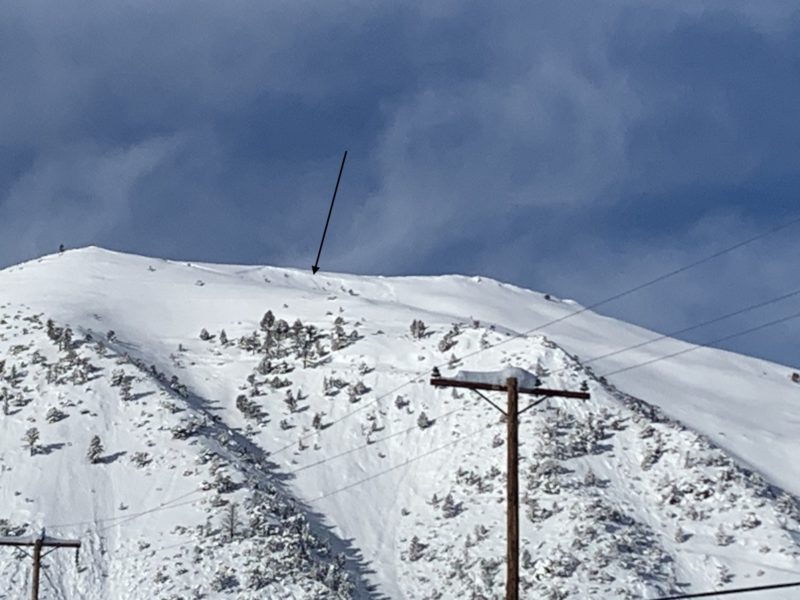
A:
[[0, 246, 798, 599]]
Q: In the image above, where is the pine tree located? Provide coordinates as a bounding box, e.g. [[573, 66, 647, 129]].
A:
[[291, 318, 304, 340], [23, 427, 39, 456], [87, 435, 104, 464], [260, 310, 275, 331], [417, 412, 433, 429], [411, 319, 427, 340], [274, 319, 290, 339], [222, 503, 238, 542], [408, 536, 426, 561], [284, 389, 298, 412], [441, 493, 462, 518], [59, 327, 73, 351], [46, 407, 67, 423], [312, 412, 324, 430]]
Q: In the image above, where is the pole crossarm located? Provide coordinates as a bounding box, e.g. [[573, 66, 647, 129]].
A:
[[430, 377, 590, 399], [0, 531, 81, 600], [0, 536, 35, 547], [0, 536, 80, 549]]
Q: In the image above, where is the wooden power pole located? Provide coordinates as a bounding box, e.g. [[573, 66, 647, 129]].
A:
[[0, 529, 81, 599], [431, 374, 589, 600]]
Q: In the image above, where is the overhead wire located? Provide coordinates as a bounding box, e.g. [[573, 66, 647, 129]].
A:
[[101, 423, 489, 561], [260, 286, 800, 483], [45, 405, 473, 535], [39, 303, 800, 580], [601, 308, 800, 378], [521, 286, 800, 383], [57, 303, 800, 582], [271, 282, 800, 479], [45, 488, 205, 532], [42, 286, 800, 546], [582, 287, 800, 367], [267, 214, 800, 458], [653, 579, 800, 599], [37, 215, 800, 575]]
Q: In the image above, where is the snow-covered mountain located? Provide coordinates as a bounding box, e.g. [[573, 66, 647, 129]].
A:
[[1, 246, 798, 599]]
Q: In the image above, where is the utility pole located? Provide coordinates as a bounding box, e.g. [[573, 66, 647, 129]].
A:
[[431, 373, 589, 600], [506, 377, 519, 597], [0, 529, 81, 599]]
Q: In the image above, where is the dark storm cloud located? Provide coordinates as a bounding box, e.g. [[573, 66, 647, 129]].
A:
[[1, 1, 799, 365]]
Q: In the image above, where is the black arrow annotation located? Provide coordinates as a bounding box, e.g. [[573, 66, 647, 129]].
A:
[[312, 150, 348, 275]]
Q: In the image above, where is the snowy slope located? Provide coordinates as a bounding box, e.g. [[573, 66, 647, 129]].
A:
[[0, 246, 798, 599]]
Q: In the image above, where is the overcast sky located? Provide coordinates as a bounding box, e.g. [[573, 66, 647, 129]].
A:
[[2, 1, 799, 367]]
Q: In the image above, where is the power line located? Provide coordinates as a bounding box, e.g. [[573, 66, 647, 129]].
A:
[[528, 286, 800, 382], [307, 423, 487, 503], [654, 580, 800, 599], [45, 404, 472, 535], [448, 214, 800, 369], [270, 293, 800, 489], [270, 288, 799, 467], [112, 538, 194, 562], [44, 295, 800, 536], [38, 217, 800, 560], [601, 308, 800, 378], [582, 287, 800, 367], [77, 305, 800, 576], [95, 497, 205, 535], [107, 424, 489, 561], [269, 214, 800, 459], [261, 286, 800, 486], [46, 488, 204, 532], [46, 306, 800, 579], [267, 377, 423, 458], [287, 404, 467, 475]]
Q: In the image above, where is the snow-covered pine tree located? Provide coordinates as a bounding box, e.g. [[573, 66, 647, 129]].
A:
[[274, 319, 290, 339], [87, 435, 104, 464], [221, 502, 238, 542], [417, 411, 433, 429], [260, 310, 275, 331], [409, 319, 422, 339], [23, 427, 39, 455], [130, 451, 151, 468], [312, 412, 324, 430], [284, 390, 298, 412], [408, 536, 426, 561], [46, 407, 67, 423], [441, 493, 462, 518]]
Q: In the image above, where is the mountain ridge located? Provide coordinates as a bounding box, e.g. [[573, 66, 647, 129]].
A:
[[1, 247, 798, 599]]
